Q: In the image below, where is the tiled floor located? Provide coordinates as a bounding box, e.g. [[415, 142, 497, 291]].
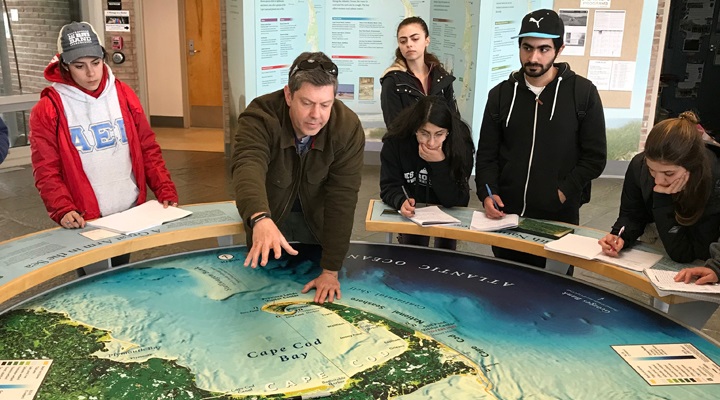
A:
[[1, 128, 718, 342]]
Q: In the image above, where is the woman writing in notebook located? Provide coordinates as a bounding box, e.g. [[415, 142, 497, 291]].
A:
[[598, 112, 720, 284], [30, 21, 178, 233], [380, 96, 474, 249], [380, 16, 457, 127]]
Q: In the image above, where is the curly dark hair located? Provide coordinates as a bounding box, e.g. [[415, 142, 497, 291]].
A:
[[383, 96, 474, 189]]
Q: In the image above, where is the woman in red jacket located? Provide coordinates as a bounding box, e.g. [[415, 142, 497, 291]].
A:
[[30, 22, 178, 233]]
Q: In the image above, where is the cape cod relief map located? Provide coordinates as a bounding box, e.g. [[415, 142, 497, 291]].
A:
[[1, 243, 719, 399]]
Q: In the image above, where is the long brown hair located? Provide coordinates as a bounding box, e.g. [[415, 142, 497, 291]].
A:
[[393, 17, 443, 70], [644, 111, 711, 225]]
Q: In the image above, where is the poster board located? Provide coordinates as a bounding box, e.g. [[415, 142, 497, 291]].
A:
[[554, 0, 644, 108]]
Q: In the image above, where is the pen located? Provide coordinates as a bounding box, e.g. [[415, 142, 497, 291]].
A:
[[485, 184, 501, 211], [285, 391, 332, 400], [610, 225, 625, 252], [615, 226, 625, 246], [401, 185, 411, 202]]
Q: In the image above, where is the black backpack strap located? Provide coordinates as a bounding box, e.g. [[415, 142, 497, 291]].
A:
[[574, 78, 594, 205], [489, 82, 505, 124], [574, 77, 592, 122]]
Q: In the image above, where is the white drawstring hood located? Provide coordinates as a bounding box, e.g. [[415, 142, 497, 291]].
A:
[[506, 81, 519, 127], [476, 61, 607, 222], [53, 66, 139, 217], [550, 76, 562, 120], [504, 63, 569, 126], [501, 63, 580, 216]]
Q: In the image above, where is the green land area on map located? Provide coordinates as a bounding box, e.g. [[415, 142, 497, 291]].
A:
[[0, 302, 480, 399]]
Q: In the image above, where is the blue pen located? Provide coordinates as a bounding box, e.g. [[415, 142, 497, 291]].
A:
[[485, 184, 501, 211]]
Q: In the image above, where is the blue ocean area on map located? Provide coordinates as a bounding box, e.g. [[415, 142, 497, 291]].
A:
[[19, 243, 720, 399]]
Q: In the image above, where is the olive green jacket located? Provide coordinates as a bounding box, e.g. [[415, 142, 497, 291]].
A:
[[231, 89, 365, 270]]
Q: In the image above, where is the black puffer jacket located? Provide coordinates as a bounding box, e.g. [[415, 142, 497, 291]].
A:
[[380, 61, 457, 127], [380, 135, 472, 210]]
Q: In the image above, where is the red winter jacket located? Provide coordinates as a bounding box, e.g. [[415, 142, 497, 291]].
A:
[[29, 58, 178, 225]]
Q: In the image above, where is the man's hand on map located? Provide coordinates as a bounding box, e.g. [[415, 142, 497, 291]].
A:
[[244, 217, 298, 268], [302, 269, 341, 304]]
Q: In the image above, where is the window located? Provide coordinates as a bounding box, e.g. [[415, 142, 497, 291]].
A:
[[0, 0, 81, 148]]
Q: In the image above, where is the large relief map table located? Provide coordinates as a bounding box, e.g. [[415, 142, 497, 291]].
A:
[[1, 242, 719, 399]]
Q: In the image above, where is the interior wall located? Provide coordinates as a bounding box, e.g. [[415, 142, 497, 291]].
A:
[[142, 0, 183, 117]]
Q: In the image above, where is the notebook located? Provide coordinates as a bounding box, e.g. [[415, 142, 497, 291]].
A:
[[87, 201, 193, 235], [644, 269, 720, 294], [544, 234, 663, 271], [514, 218, 574, 239], [470, 211, 519, 231], [407, 206, 461, 227]]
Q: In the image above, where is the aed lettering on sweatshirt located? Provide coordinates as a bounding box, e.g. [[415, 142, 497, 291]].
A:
[[70, 118, 128, 152]]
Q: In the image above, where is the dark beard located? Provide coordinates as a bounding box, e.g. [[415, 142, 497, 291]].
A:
[[523, 53, 558, 78], [523, 62, 553, 78]]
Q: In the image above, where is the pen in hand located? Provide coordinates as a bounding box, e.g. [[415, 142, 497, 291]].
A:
[[612, 225, 625, 252], [401, 185, 416, 217], [401, 185, 411, 203], [485, 184, 501, 211]]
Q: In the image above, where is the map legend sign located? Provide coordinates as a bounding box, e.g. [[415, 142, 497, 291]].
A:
[[612, 344, 720, 386], [0, 360, 53, 400]]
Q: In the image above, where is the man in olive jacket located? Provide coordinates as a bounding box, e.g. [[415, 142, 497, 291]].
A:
[[231, 51, 365, 304]]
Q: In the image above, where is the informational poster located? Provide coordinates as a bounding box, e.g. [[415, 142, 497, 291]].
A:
[[612, 344, 720, 386], [428, 0, 480, 123], [608, 60, 635, 91], [559, 9, 588, 56], [590, 10, 625, 57], [104, 10, 130, 32], [586, 59, 613, 90], [325, 0, 430, 116], [587, 59, 635, 91], [249, 0, 430, 127], [0, 360, 53, 399], [239, 0, 661, 157], [485, 1, 523, 88], [254, 1, 320, 95]]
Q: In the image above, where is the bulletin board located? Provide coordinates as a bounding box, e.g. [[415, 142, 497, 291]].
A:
[[554, 0, 645, 108]]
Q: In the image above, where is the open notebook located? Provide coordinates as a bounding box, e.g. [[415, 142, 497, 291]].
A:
[[470, 211, 519, 231], [544, 234, 663, 271], [407, 206, 461, 227], [87, 201, 193, 235], [644, 269, 720, 294]]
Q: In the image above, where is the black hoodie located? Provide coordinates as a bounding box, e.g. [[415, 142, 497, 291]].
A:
[[612, 146, 720, 276], [475, 62, 607, 222], [380, 135, 472, 210]]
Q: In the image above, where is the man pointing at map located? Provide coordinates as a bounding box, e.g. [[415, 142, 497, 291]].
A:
[[231, 51, 365, 304]]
